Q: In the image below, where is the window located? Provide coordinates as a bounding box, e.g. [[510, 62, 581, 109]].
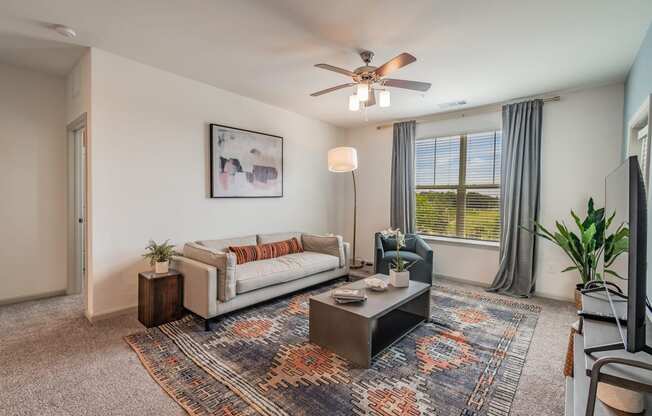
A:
[[416, 131, 502, 241]]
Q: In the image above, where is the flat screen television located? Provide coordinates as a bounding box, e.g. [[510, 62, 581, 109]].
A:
[[599, 155, 650, 354]]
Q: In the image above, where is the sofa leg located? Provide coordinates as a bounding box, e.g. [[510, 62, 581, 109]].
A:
[[204, 318, 211, 331]]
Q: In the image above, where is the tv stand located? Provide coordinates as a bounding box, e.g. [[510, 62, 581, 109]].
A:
[[579, 291, 652, 356], [578, 310, 628, 326], [565, 292, 652, 415], [584, 341, 652, 355]]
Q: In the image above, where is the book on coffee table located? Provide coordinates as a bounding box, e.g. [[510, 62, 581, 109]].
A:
[[331, 288, 366, 302]]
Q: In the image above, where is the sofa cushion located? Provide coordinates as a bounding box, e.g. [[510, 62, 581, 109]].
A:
[[302, 234, 345, 267], [196, 235, 257, 252], [236, 252, 339, 294], [257, 232, 303, 249], [380, 234, 418, 252], [184, 242, 233, 268]]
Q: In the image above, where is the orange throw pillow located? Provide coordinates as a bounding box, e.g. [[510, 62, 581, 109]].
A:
[[257, 243, 278, 260], [229, 238, 303, 264], [270, 237, 304, 257], [228, 244, 258, 265]]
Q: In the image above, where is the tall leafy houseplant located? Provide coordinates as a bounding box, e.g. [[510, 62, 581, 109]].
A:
[[524, 198, 628, 285]]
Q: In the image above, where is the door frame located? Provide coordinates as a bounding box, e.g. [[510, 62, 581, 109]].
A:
[[67, 113, 87, 297], [625, 94, 651, 188]]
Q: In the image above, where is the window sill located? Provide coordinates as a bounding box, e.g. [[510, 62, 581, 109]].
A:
[[419, 235, 500, 249]]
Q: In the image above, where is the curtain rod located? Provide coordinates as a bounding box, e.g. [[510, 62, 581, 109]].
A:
[[376, 95, 560, 130]]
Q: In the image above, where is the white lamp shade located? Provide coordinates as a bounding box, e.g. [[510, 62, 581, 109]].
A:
[[356, 83, 369, 102], [348, 94, 360, 111], [379, 90, 390, 107], [328, 147, 358, 172]]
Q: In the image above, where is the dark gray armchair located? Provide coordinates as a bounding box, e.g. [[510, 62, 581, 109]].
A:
[[374, 232, 434, 285]]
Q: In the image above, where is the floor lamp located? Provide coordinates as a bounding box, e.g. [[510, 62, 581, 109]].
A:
[[328, 147, 364, 269]]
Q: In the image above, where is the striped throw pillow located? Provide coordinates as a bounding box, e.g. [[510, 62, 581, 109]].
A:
[[256, 243, 277, 260], [228, 244, 258, 265], [229, 238, 303, 264], [270, 237, 304, 257]]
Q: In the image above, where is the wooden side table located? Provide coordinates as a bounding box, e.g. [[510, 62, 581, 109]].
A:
[[138, 269, 184, 328]]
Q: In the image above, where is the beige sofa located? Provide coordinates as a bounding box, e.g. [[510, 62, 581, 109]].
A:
[[173, 232, 349, 329]]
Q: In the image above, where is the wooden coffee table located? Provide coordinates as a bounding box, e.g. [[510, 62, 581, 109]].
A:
[[309, 274, 431, 367]]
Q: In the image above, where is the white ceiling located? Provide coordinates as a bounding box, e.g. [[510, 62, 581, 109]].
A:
[[1, 0, 651, 127], [0, 31, 85, 76]]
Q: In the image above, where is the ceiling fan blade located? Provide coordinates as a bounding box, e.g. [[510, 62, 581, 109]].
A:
[[383, 78, 431, 92], [365, 90, 376, 107], [374, 53, 416, 78], [310, 83, 356, 97], [314, 63, 355, 77]]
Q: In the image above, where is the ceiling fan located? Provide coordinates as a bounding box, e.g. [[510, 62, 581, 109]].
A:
[[310, 50, 431, 111]]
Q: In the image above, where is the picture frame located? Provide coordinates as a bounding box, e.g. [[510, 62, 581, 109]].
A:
[[209, 123, 283, 198]]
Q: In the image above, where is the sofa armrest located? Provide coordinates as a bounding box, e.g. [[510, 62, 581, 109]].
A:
[[182, 242, 237, 302], [414, 236, 433, 267], [301, 233, 346, 268], [374, 232, 385, 273], [172, 256, 218, 319], [342, 242, 351, 268]]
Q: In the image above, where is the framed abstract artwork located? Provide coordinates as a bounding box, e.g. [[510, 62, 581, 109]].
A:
[[209, 123, 283, 198]]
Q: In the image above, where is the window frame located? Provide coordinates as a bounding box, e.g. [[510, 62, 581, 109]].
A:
[[415, 131, 501, 242]]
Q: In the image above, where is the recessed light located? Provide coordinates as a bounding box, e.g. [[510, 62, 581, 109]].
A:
[[53, 24, 77, 38]]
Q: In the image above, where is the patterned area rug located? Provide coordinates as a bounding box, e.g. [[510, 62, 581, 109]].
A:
[[125, 282, 540, 416]]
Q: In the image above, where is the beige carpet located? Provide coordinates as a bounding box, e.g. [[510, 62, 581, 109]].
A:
[[0, 279, 575, 415]]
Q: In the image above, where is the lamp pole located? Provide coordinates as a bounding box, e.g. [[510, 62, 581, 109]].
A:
[[351, 170, 363, 269]]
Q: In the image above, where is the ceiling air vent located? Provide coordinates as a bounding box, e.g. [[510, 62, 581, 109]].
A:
[[438, 100, 467, 109]]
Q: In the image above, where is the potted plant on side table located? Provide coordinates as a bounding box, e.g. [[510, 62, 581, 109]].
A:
[[143, 239, 179, 274], [381, 228, 415, 287]]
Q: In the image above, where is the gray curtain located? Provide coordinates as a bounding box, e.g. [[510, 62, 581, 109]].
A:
[[488, 100, 543, 297], [390, 120, 416, 233]]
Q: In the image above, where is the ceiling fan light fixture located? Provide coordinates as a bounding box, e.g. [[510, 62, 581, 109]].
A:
[[356, 83, 369, 102], [310, 50, 431, 114], [379, 90, 391, 107], [348, 94, 360, 111]]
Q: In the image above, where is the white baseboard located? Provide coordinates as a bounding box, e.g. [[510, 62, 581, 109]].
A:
[[87, 305, 138, 323], [533, 291, 573, 302], [435, 273, 573, 303], [434, 273, 492, 288], [0, 289, 67, 306]]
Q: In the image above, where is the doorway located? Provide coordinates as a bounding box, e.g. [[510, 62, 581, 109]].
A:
[[67, 114, 87, 297]]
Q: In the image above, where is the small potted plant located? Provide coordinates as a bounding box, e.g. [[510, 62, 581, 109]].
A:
[[143, 239, 179, 274], [380, 228, 414, 287]]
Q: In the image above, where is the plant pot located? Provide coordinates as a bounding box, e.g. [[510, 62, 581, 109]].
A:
[[389, 270, 410, 287], [154, 261, 169, 274], [574, 283, 585, 310]]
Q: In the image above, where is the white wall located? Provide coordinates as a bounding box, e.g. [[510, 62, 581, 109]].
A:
[[0, 63, 67, 303], [66, 50, 91, 125], [87, 49, 344, 318], [535, 83, 623, 300], [342, 83, 624, 300]]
